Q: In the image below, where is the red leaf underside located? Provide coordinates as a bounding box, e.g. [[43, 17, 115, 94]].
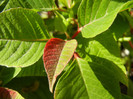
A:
[[0, 87, 17, 99], [43, 38, 77, 92], [43, 38, 65, 85]]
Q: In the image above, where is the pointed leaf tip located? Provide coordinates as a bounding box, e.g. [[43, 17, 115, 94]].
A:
[[43, 38, 77, 92]]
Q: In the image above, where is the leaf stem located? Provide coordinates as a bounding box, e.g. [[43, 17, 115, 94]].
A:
[[74, 52, 80, 59], [65, 32, 71, 39], [72, 18, 78, 28], [72, 27, 82, 39], [129, 41, 133, 49], [58, 8, 67, 12]]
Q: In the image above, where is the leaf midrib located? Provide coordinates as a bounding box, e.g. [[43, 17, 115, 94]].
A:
[[76, 58, 90, 98]]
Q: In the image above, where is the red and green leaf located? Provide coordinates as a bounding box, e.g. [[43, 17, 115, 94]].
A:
[[0, 87, 24, 99], [43, 38, 77, 92]]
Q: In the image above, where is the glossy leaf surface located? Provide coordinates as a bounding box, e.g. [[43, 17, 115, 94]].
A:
[[43, 38, 77, 92]]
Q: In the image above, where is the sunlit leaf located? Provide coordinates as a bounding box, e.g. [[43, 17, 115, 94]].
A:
[[0, 8, 50, 67], [78, 0, 132, 38], [76, 30, 127, 80], [3, 0, 56, 11]]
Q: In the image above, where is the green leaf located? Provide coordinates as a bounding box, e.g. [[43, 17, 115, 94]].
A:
[[59, 0, 68, 7], [0, 0, 4, 4], [121, 0, 133, 11], [127, 79, 133, 97], [17, 58, 46, 77], [122, 11, 133, 28], [58, 0, 72, 8], [0, 8, 50, 40], [71, 0, 81, 16], [0, 40, 46, 67], [78, 0, 131, 38], [76, 30, 127, 85], [122, 94, 133, 99], [0, 87, 24, 99], [4, 0, 56, 11], [0, 66, 21, 85], [43, 38, 77, 92], [54, 12, 68, 32], [0, 8, 50, 67], [0, 0, 8, 12], [110, 14, 130, 39], [44, 18, 55, 32], [55, 58, 125, 99], [5, 76, 53, 99]]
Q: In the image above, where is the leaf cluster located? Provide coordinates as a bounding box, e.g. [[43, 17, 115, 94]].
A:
[[0, 0, 133, 99]]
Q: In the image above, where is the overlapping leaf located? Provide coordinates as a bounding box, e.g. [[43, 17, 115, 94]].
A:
[[0, 8, 50, 40], [58, 0, 72, 8], [76, 30, 127, 77], [54, 12, 68, 32], [43, 38, 77, 92], [0, 0, 8, 12], [0, 8, 50, 67], [0, 87, 24, 99], [5, 77, 53, 99], [110, 14, 130, 39], [17, 58, 46, 77], [122, 94, 133, 99], [121, 0, 133, 11], [122, 11, 133, 27], [3, 0, 56, 11], [55, 58, 126, 99], [0, 66, 21, 85], [78, 0, 132, 38], [127, 79, 133, 97]]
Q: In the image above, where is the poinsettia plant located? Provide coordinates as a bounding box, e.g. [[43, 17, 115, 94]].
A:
[[0, 0, 133, 99]]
